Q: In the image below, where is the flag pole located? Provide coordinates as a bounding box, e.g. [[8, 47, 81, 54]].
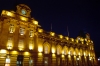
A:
[[67, 26, 69, 36], [51, 23, 52, 31]]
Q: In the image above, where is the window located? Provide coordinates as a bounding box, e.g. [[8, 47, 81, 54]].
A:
[[7, 38, 13, 49], [18, 40, 24, 50], [9, 24, 14, 33], [29, 30, 34, 37], [19, 27, 25, 35], [44, 45, 48, 54]]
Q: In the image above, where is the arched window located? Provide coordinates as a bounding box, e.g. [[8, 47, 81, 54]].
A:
[[75, 48, 79, 56], [57, 45, 62, 55], [63, 46, 68, 55], [44, 42, 50, 54], [69, 47, 74, 55]]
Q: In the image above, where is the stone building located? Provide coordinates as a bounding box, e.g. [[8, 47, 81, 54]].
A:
[[0, 4, 97, 66]]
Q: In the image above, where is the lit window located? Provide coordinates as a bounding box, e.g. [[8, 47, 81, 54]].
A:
[[9, 24, 14, 33], [57, 48, 60, 55], [6, 58, 10, 63], [29, 41, 34, 50], [18, 40, 24, 50], [5, 64, 10, 66], [19, 27, 25, 35], [77, 58, 79, 60], [7, 38, 13, 50], [29, 30, 34, 37], [44, 46, 48, 54]]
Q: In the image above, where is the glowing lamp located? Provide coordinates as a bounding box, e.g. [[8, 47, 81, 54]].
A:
[[20, 16, 28, 21], [65, 37, 69, 40], [38, 29, 43, 33], [7, 11, 14, 17], [0, 49, 7, 53], [38, 47, 43, 52], [59, 35, 63, 39], [50, 32, 55, 36], [52, 48, 55, 53], [33, 21, 38, 25]]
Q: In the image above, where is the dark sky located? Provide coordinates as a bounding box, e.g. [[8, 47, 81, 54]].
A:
[[0, 0, 100, 55]]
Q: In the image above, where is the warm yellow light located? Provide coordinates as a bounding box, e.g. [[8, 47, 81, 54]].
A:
[[91, 40, 93, 43], [23, 52, 30, 55], [18, 40, 24, 51], [77, 37, 80, 40], [65, 37, 69, 40], [59, 35, 63, 39], [62, 55, 65, 58], [81, 38, 84, 42], [81, 42, 84, 44], [86, 43, 88, 45], [38, 52, 42, 56], [68, 55, 70, 58], [7, 39, 13, 50], [88, 40, 90, 42], [1, 10, 6, 15], [85, 38, 87, 41], [79, 52, 80, 56], [7, 11, 14, 17], [74, 52, 76, 55], [5, 64, 10, 66], [33, 21, 38, 25], [89, 53, 90, 56], [62, 51, 64, 55], [38, 28, 43, 33], [52, 54, 56, 57], [11, 51, 18, 54], [71, 38, 74, 42], [29, 45, 33, 50], [52, 48, 55, 53], [29, 43, 34, 50], [50, 32, 55, 36], [76, 39, 78, 43], [84, 52, 86, 56], [0, 49, 7, 53], [68, 51, 70, 55], [38, 46, 43, 52], [20, 16, 28, 21]]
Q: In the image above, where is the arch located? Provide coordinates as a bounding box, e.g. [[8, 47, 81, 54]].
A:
[[43, 42, 51, 54], [69, 47, 74, 55], [79, 49, 82, 56], [75, 48, 79, 56], [51, 42, 56, 53], [56, 45, 62, 55], [62, 46, 68, 55], [84, 49, 88, 56]]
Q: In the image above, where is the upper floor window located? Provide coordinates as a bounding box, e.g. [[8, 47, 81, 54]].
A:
[[19, 27, 25, 35], [29, 30, 34, 37], [9, 24, 15, 33]]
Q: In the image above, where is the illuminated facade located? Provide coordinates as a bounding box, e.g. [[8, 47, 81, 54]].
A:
[[0, 4, 97, 66]]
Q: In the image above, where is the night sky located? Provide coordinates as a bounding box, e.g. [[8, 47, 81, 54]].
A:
[[0, 0, 100, 56]]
